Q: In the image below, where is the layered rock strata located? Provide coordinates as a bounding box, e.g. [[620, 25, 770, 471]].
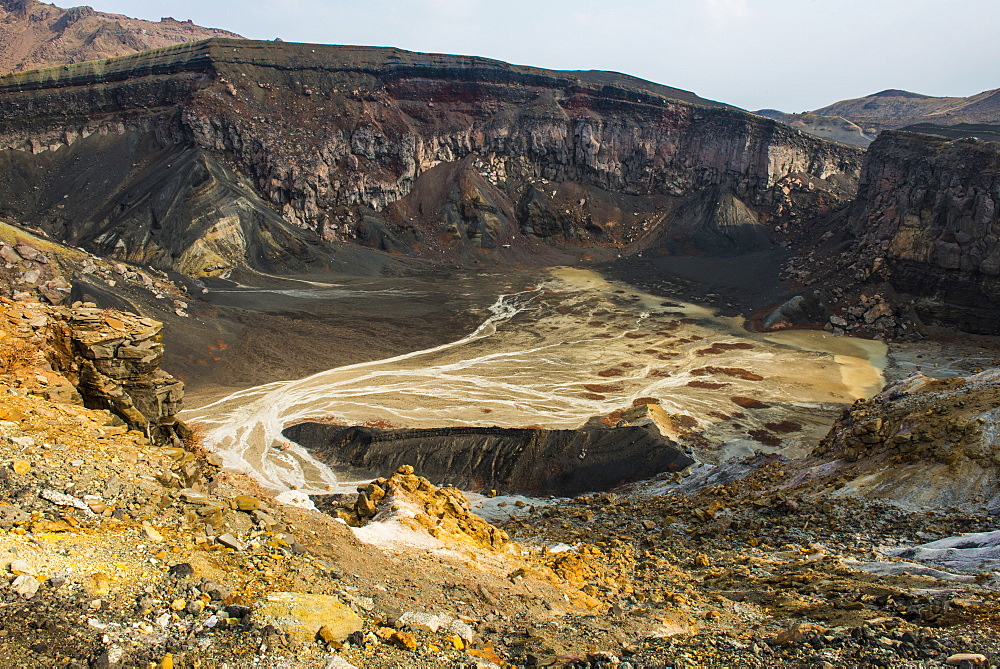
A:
[[284, 417, 695, 496], [0, 298, 185, 445], [0, 39, 862, 272], [844, 128, 1000, 332], [766, 126, 1000, 336]]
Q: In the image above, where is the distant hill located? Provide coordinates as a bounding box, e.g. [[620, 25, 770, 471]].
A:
[[753, 109, 875, 147], [0, 0, 240, 74], [813, 88, 1000, 133], [897, 122, 1000, 143], [758, 87, 1000, 147]]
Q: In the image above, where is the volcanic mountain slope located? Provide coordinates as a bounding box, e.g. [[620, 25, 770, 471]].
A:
[[753, 109, 875, 148], [814, 88, 1000, 133], [0, 38, 862, 277], [756, 88, 1000, 148], [0, 0, 240, 74]]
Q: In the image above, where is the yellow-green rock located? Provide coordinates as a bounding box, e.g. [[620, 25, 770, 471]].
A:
[[234, 495, 260, 511], [253, 592, 363, 643]]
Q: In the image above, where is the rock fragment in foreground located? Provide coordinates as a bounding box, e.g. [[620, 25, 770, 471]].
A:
[[322, 465, 510, 551], [253, 592, 363, 644]]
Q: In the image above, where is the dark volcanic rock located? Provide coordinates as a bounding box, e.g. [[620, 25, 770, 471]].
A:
[[283, 422, 695, 496], [844, 127, 1000, 332], [760, 288, 833, 330], [0, 133, 331, 277], [0, 39, 862, 272], [657, 184, 774, 255]]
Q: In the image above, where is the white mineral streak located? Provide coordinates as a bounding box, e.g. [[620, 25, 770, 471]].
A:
[[186, 268, 886, 494], [888, 530, 1000, 573]]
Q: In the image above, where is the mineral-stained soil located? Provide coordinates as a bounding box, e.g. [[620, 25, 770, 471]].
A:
[[2, 299, 1000, 668], [803, 368, 1000, 512]]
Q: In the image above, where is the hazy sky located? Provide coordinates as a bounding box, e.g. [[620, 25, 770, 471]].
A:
[[90, 0, 999, 112]]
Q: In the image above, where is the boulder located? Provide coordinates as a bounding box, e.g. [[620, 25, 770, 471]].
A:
[[253, 592, 363, 643]]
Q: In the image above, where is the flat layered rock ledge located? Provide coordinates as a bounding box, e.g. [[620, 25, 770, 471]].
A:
[[284, 404, 696, 497]]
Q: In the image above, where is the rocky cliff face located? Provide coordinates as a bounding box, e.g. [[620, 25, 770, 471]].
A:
[[844, 128, 1000, 332], [0, 39, 862, 274], [0, 298, 186, 445]]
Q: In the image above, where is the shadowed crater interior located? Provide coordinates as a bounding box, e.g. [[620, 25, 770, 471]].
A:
[[283, 420, 695, 496]]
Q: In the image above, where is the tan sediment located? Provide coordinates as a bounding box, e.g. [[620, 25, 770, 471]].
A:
[[189, 268, 888, 492]]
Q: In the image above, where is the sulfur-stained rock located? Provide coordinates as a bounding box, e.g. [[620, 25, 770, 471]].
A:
[[0, 407, 23, 422], [233, 495, 260, 511], [389, 630, 417, 652], [84, 572, 111, 596], [814, 368, 1000, 511], [353, 465, 510, 550], [253, 592, 363, 644]]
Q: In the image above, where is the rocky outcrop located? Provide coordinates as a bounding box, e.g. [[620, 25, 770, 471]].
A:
[[809, 369, 1000, 512], [284, 417, 694, 496], [0, 39, 862, 271], [318, 465, 510, 551], [0, 298, 186, 445], [0, 0, 240, 75], [843, 128, 1000, 332]]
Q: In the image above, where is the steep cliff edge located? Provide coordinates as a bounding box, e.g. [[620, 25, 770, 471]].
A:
[[847, 128, 1000, 333], [765, 126, 1000, 337], [0, 39, 862, 274], [284, 417, 695, 497]]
